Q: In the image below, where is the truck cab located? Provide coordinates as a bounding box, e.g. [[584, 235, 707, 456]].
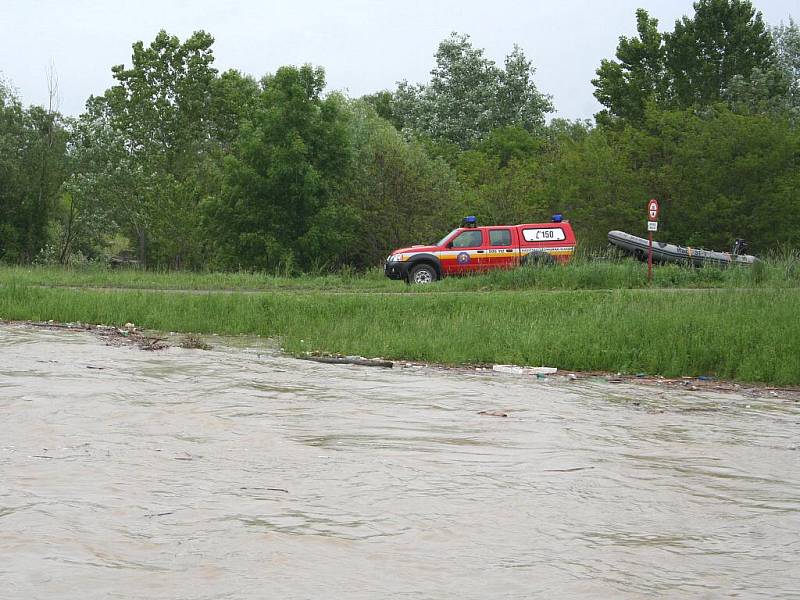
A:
[[384, 216, 577, 284]]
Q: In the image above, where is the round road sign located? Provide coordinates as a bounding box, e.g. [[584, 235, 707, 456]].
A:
[[647, 198, 659, 221]]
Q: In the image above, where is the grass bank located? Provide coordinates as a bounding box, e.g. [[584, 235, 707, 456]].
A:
[[1, 255, 799, 292], [1, 284, 796, 386], [0, 264, 396, 292]]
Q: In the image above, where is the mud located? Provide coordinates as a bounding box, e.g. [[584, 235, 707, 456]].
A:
[[1, 324, 799, 599]]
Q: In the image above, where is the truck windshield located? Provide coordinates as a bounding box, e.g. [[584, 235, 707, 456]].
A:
[[435, 229, 458, 247]]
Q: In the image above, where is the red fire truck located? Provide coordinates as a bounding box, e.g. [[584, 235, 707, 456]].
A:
[[384, 215, 577, 284]]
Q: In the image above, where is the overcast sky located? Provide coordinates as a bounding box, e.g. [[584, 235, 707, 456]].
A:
[[1, 0, 796, 121]]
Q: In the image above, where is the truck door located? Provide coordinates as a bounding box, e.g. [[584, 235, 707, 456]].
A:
[[445, 228, 485, 274], [485, 228, 516, 270]]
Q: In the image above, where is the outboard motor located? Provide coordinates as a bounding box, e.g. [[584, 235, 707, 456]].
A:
[[732, 238, 748, 256]]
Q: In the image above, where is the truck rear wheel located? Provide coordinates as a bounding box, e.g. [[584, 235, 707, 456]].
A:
[[408, 263, 438, 284]]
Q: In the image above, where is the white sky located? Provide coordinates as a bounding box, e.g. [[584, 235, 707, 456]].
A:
[[1, 0, 796, 120]]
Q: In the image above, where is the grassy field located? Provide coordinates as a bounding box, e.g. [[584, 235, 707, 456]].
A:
[[0, 280, 797, 385], [2, 253, 800, 292]]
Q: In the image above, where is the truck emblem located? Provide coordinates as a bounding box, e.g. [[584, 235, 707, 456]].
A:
[[457, 252, 471, 264]]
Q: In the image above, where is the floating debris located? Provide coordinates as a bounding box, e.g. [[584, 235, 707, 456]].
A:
[[492, 365, 557, 376], [300, 354, 393, 368], [478, 410, 508, 417], [543, 466, 595, 473], [240, 486, 289, 493]]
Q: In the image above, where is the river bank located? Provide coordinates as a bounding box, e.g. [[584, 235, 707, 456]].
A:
[[1, 274, 797, 388], [6, 319, 800, 402]]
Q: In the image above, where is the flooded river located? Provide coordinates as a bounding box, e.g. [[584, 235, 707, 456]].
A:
[[1, 325, 799, 599]]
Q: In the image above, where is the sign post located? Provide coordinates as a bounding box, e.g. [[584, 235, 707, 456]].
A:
[[647, 199, 659, 284]]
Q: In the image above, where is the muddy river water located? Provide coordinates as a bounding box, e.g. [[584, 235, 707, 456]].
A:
[[1, 325, 799, 599]]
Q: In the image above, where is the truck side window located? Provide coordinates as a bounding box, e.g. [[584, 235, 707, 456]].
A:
[[489, 229, 511, 246], [451, 230, 483, 248]]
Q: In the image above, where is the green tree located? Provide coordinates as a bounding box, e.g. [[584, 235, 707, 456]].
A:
[[209, 69, 261, 151], [539, 127, 648, 248], [394, 33, 552, 148], [530, 108, 799, 252], [594, 1, 776, 122], [773, 19, 800, 108], [333, 101, 462, 268], [101, 29, 218, 170], [452, 126, 549, 225], [631, 106, 799, 251], [0, 78, 68, 263], [86, 30, 220, 266], [666, 0, 774, 107], [207, 65, 351, 270], [724, 20, 800, 120], [593, 9, 665, 124], [0, 81, 26, 261], [54, 116, 121, 263], [360, 90, 398, 128]]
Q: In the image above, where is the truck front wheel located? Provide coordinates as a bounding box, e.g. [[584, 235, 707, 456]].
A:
[[408, 263, 438, 285]]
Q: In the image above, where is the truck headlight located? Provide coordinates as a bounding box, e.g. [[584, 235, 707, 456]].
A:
[[388, 254, 403, 262]]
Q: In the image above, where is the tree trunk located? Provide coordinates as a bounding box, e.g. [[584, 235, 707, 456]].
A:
[[59, 199, 76, 265], [137, 228, 147, 268]]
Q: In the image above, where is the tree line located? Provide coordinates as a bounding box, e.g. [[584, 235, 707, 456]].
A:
[[1, 0, 798, 271]]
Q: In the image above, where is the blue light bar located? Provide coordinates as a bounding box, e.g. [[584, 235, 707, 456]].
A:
[[552, 213, 563, 223], [464, 216, 477, 224]]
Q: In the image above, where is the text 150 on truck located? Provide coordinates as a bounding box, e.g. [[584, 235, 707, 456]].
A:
[[384, 215, 577, 284]]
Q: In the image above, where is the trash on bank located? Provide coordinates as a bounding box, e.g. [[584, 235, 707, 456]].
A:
[[179, 334, 212, 350], [492, 365, 558, 376]]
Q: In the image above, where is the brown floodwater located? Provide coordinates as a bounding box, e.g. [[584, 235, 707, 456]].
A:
[[1, 325, 799, 599]]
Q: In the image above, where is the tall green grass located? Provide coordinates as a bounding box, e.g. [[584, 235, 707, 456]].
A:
[[439, 253, 800, 290], [0, 264, 395, 292], [2, 254, 799, 293], [1, 284, 797, 385]]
